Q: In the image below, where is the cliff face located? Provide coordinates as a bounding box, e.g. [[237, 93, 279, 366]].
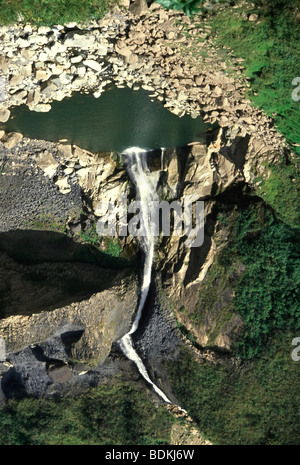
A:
[[0, 0, 295, 411], [0, 117, 287, 401]]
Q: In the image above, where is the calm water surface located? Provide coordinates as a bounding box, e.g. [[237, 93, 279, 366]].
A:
[[2, 84, 214, 152]]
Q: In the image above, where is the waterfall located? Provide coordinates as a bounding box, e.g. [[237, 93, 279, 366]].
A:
[[119, 147, 172, 404], [161, 147, 165, 171]]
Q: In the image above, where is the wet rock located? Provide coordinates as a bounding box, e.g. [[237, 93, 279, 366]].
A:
[[31, 103, 52, 112]]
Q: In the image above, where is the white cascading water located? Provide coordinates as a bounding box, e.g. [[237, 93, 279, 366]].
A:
[[161, 147, 165, 171], [119, 147, 172, 404]]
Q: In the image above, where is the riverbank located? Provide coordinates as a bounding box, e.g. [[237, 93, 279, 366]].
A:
[[0, 2, 287, 149]]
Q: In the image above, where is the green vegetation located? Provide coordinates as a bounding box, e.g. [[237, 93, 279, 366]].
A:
[[219, 203, 300, 359], [78, 223, 126, 262], [0, 381, 174, 445], [24, 212, 68, 233], [167, 331, 300, 445], [206, 1, 300, 155], [0, 0, 118, 26], [176, 321, 197, 345], [155, 0, 203, 16], [257, 162, 300, 229]]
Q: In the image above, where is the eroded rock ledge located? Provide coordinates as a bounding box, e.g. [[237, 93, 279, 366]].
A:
[[0, 1, 288, 178]]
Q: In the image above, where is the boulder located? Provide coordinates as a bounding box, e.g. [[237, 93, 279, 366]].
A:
[[129, 0, 149, 16], [0, 109, 10, 123], [64, 32, 96, 50], [83, 59, 102, 72], [57, 143, 73, 160], [3, 132, 23, 149], [35, 151, 59, 178], [31, 103, 52, 112], [9, 75, 24, 87]]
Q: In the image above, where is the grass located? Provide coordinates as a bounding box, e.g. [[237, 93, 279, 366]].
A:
[[23, 212, 67, 233], [0, 0, 119, 26]]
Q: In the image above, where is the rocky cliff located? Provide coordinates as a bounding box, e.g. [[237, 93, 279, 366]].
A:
[[0, 0, 297, 445]]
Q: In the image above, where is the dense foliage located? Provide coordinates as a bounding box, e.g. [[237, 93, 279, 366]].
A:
[[155, 0, 203, 16], [0, 381, 174, 445], [226, 205, 300, 359], [207, 0, 300, 157], [167, 331, 300, 444], [0, 0, 118, 25]]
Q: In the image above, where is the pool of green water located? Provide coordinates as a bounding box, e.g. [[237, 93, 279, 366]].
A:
[[1, 84, 215, 153]]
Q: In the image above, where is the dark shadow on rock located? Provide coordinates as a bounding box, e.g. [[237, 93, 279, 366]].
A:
[[218, 132, 250, 173], [0, 229, 133, 318]]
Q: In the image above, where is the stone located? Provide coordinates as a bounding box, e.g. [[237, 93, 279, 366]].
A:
[[211, 85, 223, 97], [27, 89, 40, 106], [10, 90, 28, 106], [31, 104, 52, 112], [64, 32, 96, 50], [248, 13, 258, 21], [20, 63, 32, 77], [119, 0, 130, 7], [50, 64, 65, 75], [16, 38, 30, 48], [38, 52, 49, 62], [57, 143, 73, 159], [35, 151, 59, 178], [0, 130, 5, 140], [64, 167, 74, 175], [3, 132, 23, 149], [129, 0, 149, 16], [83, 59, 102, 72], [28, 34, 49, 45], [64, 22, 77, 28], [41, 82, 58, 97], [115, 42, 132, 58], [73, 146, 93, 166], [76, 167, 90, 178], [49, 42, 67, 55], [76, 66, 86, 77], [0, 109, 10, 123], [38, 26, 51, 35], [97, 44, 108, 56], [55, 177, 71, 194], [20, 49, 35, 60], [9, 75, 23, 87], [70, 55, 83, 64], [35, 69, 50, 81]]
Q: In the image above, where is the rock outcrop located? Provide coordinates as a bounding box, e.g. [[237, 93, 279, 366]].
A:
[[0, 0, 296, 417], [0, 1, 288, 191]]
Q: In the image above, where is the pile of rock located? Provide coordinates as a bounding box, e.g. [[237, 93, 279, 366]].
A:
[[0, 0, 288, 165]]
